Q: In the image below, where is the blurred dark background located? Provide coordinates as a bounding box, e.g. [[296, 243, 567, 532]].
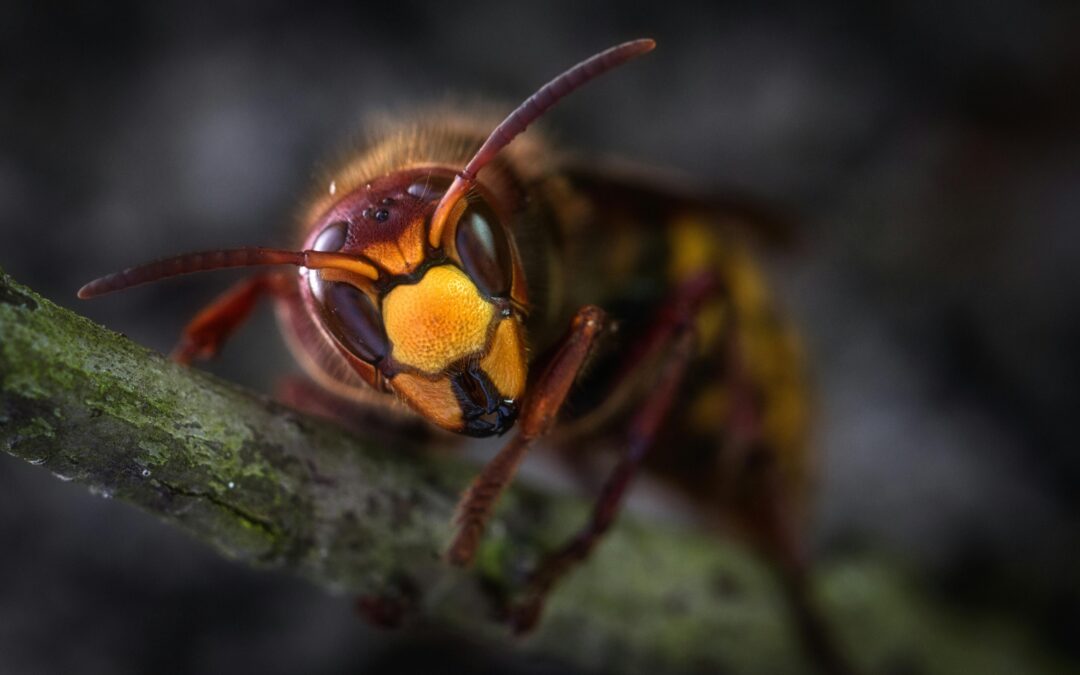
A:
[[2, 1, 1079, 673]]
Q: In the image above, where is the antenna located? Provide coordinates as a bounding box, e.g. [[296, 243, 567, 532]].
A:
[[428, 38, 656, 247], [78, 247, 379, 298]]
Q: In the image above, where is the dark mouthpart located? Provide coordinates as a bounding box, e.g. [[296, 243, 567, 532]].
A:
[[451, 367, 518, 437]]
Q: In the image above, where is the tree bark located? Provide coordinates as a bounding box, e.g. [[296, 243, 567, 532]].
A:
[[0, 269, 1066, 675]]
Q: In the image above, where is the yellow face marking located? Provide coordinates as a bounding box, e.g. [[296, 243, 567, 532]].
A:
[[478, 318, 527, 399], [389, 372, 464, 430], [383, 265, 494, 374]]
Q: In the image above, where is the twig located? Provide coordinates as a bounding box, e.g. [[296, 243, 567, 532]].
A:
[[0, 269, 1066, 675]]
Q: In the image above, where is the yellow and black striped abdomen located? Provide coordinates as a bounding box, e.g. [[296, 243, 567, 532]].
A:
[[554, 187, 812, 516], [667, 214, 810, 502]]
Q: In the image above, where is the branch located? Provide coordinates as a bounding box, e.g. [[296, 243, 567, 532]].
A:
[[0, 269, 1066, 675]]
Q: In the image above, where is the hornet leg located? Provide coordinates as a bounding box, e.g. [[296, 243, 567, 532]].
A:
[[171, 273, 287, 364], [509, 272, 718, 632], [446, 305, 607, 566]]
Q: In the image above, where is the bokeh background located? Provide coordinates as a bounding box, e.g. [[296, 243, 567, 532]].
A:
[[2, 1, 1079, 673]]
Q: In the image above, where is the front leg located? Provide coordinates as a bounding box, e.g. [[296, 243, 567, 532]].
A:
[[509, 272, 718, 632], [446, 305, 607, 566], [171, 273, 287, 364], [511, 328, 697, 632]]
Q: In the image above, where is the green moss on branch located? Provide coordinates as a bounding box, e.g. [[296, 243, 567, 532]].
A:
[[0, 270, 1069, 675]]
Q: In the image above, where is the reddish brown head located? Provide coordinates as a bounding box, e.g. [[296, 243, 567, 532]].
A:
[[300, 166, 528, 435], [78, 39, 655, 437]]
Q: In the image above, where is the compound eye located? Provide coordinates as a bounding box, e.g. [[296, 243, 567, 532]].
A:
[[455, 200, 512, 298], [306, 220, 352, 300], [313, 220, 348, 252], [319, 281, 388, 364]]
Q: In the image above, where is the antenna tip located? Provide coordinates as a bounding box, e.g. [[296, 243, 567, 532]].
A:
[[618, 38, 656, 61], [77, 281, 102, 299]]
